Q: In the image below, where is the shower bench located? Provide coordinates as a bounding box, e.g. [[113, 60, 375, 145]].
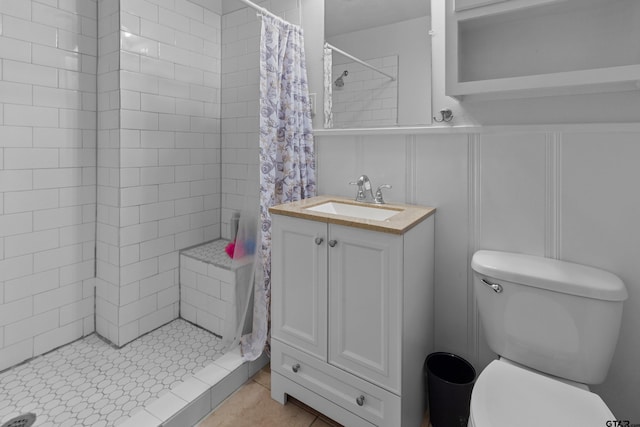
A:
[[179, 239, 252, 341]]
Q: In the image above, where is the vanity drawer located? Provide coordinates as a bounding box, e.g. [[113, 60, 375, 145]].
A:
[[272, 340, 401, 426]]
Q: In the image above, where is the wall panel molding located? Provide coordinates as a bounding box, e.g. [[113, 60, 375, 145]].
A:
[[467, 133, 482, 364], [405, 135, 417, 204], [545, 132, 562, 259], [315, 127, 640, 418], [314, 123, 640, 139]]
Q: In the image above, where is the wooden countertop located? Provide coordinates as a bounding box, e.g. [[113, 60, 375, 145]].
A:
[[269, 195, 435, 235]]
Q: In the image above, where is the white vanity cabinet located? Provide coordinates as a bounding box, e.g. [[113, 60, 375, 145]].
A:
[[271, 216, 328, 361], [270, 207, 434, 427]]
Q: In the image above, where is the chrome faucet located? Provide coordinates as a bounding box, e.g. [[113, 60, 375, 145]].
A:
[[349, 175, 375, 203], [349, 175, 392, 204], [374, 184, 392, 204]]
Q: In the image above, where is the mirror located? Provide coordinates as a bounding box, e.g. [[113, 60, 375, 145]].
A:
[[324, 0, 432, 128]]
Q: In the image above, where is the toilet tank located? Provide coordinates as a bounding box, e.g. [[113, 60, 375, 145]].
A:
[[472, 250, 628, 385]]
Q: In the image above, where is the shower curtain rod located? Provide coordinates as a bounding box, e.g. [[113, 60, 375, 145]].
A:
[[237, 0, 289, 24], [236, 1, 395, 82], [325, 42, 396, 81]]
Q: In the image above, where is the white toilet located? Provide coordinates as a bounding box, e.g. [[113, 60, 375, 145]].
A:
[[469, 250, 628, 427]]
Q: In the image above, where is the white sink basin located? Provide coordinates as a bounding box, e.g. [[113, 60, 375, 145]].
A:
[[305, 201, 401, 221]]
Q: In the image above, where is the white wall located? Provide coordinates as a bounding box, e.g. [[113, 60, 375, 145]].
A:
[[300, 0, 324, 131], [0, 0, 97, 370], [316, 125, 640, 419], [95, 0, 223, 347], [327, 16, 431, 126]]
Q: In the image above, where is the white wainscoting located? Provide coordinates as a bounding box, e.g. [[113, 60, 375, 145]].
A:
[[316, 124, 640, 419]]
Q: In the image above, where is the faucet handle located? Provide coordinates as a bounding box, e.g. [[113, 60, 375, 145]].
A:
[[358, 175, 371, 191], [349, 180, 365, 201], [374, 184, 392, 204], [349, 175, 375, 202]]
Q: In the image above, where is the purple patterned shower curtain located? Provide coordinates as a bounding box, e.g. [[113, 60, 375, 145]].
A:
[[240, 14, 316, 360]]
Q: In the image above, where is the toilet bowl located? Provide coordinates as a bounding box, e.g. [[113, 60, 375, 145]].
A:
[[469, 359, 614, 427], [469, 250, 627, 427]]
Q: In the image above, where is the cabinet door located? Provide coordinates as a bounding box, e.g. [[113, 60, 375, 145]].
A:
[[328, 225, 403, 393], [271, 215, 328, 360]]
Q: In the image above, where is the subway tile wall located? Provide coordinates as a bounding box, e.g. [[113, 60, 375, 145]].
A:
[[331, 55, 399, 128], [220, 0, 300, 239], [2, 0, 301, 367], [0, 0, 98, 370], [96, 0, 124, 349], [99, 0, 223, 347]]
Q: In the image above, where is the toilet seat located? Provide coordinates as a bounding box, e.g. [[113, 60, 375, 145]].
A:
[[469, 359, 614, 427]]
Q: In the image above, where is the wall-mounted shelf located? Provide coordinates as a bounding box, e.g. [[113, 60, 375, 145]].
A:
[[445, 0, 640, 100]]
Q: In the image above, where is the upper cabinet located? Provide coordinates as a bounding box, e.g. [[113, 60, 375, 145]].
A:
[[453, 0, 509, 12], [445, 0, 640, 100]]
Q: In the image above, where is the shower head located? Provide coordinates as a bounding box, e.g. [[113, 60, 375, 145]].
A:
[[334, 70, 348, 87]]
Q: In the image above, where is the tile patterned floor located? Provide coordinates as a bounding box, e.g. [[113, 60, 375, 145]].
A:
[[0, 319, 226, 427], [197, 366, 431, 427]]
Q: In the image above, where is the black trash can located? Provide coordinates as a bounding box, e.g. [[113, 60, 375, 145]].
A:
[[425, 352, 476, 427]]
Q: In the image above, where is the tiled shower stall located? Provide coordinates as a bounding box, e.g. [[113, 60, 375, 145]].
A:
[[95, 0, 223, 347], [1, 0, 301, 370], [0, 0, 301, 424]]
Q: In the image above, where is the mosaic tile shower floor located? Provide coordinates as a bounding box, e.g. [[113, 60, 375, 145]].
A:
[[0, 319, 226, 427]]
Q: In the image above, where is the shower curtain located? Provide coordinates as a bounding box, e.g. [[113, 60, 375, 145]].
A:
[[323, 44, 334, 128], [239, 14, 316, 361]]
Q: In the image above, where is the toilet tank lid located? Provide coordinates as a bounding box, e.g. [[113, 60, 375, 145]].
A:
[[472, 250, 628, 301]]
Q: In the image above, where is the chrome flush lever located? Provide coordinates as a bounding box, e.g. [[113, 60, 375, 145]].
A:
[[482, 278, 503, 293]]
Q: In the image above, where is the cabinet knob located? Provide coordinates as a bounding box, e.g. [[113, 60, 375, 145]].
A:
[[292, 363, 300, 373], [314, 237, 324, 245], [356, 395, 365, 406], [328, 240, 337, 247]]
